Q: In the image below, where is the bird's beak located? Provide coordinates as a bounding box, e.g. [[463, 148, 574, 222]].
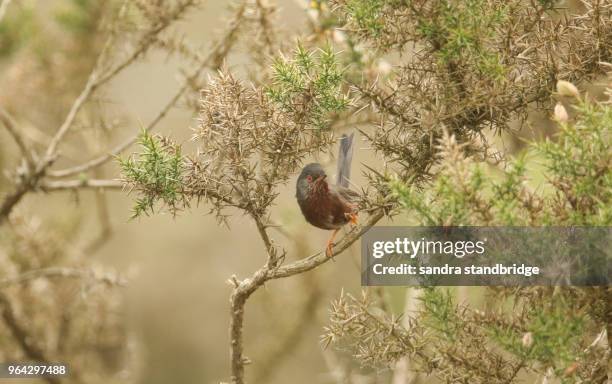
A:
[[315, 175, 326, 184]]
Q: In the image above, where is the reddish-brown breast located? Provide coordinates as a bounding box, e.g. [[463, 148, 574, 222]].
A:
[[299, 182, 353, 230]]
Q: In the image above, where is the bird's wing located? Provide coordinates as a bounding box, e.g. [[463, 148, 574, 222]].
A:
[[334, 185, 360, 203], [336, 133, 354, 188]]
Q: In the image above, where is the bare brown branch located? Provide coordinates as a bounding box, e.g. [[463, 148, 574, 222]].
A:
[[0, 267, 127, 289], [0, 108, 33, 166], [39, 179, 123, 191]]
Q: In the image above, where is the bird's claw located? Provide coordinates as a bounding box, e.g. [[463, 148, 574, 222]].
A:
[[346, 212, 358, 226]]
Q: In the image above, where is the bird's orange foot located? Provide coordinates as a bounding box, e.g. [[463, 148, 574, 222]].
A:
[[346, 212, 358, 226]]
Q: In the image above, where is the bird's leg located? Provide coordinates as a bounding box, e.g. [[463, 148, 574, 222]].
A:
[[326, 228, 340, 257]]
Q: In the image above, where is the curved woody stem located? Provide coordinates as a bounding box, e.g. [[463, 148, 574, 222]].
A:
[[228, 210, 384, 384]]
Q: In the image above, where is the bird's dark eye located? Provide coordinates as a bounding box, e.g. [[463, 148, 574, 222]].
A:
[[306, 175, 313, 182]]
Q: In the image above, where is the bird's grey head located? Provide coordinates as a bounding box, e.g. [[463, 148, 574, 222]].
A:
[[296, 163, 327, 201]]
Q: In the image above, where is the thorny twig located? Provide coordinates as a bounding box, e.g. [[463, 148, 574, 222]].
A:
[[0, 1, 244, 226], [47, 1, 249, 179]]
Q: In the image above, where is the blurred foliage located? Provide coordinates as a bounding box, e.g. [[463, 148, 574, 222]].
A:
[[342, 0, 389, 37], [0, 2, 203, 382], [0, 5, 36, 58], [0, 0, 102, 59], [55, 0, 102, 36]]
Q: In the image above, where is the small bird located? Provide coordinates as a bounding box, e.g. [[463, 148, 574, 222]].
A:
[[296, 133, 359, 256]]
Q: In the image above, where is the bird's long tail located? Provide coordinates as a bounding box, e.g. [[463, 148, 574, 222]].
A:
[[336, 133, 354, 187]]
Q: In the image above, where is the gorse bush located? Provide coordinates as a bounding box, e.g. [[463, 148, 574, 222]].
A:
[[391, 87, 611, 226], [537, 101, 612, 225], [325, 85, 611, 382], [267, 44, 350, 129], [119, 133, 184, 218], [334, 0, 611, 183], [122, 45, 350, 221], [491, 295, 585, 373]]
